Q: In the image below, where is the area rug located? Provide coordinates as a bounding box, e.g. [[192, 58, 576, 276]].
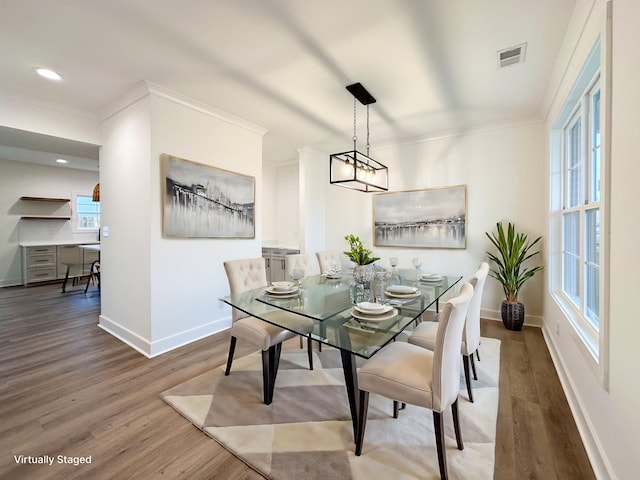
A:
[[161, 337, 500, 480]]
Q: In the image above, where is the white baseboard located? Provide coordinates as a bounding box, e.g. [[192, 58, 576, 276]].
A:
[[542, 326, 615, 480], [148, 317, 231, 357], [481, 308, 543, 327], [98, 315, 232, 358]]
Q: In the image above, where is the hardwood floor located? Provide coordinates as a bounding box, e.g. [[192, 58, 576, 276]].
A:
[[0, 283, 595, 479]]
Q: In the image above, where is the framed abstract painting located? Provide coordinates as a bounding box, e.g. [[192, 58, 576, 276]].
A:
[[162, 154, 255, 238], [373, 185, 466, 249]]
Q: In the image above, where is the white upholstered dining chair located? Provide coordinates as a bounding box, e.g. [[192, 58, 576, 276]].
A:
[[408, 262, 489, 403], [355, 282, 474, 480], [223, 258, 315, 405], [284, 253, 320, 278], [315, 251, 348, 275], [285, 253, 321, 349]]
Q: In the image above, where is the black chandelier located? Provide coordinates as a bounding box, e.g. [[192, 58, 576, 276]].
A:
[[329, 83, 388, 192]]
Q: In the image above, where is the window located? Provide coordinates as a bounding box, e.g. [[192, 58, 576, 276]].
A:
[[74, 193, 100, 231], [550, 39, 606, 370], [561, 80, 601, 335]]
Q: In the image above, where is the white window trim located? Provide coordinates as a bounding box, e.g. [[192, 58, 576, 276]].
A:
[[71, 190, 100, 233], [549, 37, 610, 390]]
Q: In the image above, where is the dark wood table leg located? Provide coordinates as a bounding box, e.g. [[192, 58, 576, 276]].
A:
[[339, 349, 359, 438]]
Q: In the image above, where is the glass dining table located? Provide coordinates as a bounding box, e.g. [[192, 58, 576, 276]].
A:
[[220, 269, 462, 437]]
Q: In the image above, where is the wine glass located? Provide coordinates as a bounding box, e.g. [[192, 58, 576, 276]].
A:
[[389, 257, 400, 285], [291, 265, 305, 286], [412, 257, 422, 278], [327, 259, 341, 277]]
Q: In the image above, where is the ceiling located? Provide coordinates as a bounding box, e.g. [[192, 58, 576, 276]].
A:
[[0, 0, 577, 168]]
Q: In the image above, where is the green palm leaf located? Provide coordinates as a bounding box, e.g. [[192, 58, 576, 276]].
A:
[[485, 222, 544, 303]]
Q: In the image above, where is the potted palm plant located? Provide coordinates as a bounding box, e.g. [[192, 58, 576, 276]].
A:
[[485, 222, 544, 331]]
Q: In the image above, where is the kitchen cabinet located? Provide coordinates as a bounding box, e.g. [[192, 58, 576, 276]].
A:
[[56, 245, 99, 278], [21, 242, 100, 286], [262, 247, 299, 283], [22, 246, 57, 284]]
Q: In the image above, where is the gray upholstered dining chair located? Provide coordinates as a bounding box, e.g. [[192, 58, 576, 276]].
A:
[[408, 262, 489, 403], [223, 258, 315, 405], [355, 282, 474, 480]]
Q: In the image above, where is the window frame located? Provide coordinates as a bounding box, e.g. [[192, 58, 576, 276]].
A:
[[549, 38, 609, 389], [72, 191, 100, 233]]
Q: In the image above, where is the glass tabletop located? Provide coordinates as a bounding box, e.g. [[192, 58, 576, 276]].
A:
[[221, 271, 462, 359]]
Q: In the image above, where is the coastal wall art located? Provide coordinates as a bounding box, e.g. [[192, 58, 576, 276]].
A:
[[162, 154, 255, 238], [373, 185, 466, 248]]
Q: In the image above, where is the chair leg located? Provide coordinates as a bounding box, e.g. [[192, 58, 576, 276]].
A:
[[451, 399, 464, 450], [462, 354, 474, 403], [476, 349, 481, 361], [470, 352, 478, 380], [307, 335, 313, 370], [224, 337, 237, 375], [355, 390, 370, 456], [433, 411, 448, 480], [393, 400, 400, 419]]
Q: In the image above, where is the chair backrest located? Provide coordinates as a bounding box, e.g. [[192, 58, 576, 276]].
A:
[[223, 258, 267, 322], [316, 251, 347, 274], [432, 282, 474, 412], [462, 262, 489, 355], [285, 254, 320, 278]]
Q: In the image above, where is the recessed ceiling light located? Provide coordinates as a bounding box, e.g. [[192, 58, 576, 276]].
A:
[[56, 159, 68, 164], [35, 68, 63, 81]]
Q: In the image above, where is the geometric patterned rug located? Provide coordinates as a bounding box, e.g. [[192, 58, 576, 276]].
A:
[[161, 337, 501, 480]]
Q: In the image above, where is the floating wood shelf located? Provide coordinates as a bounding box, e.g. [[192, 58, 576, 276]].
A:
[[20, 216, 71, 221], [20, 196, 70, 203]]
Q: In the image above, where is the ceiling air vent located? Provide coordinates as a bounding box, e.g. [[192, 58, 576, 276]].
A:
[[497, 43, 527, 68]]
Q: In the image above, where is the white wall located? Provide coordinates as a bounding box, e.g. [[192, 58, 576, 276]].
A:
[[0, 158, 99, 286], [99, 91, 153, 349], [542, 1, 640, 479], [263, 160, 300, 248], [0, 87, 101, 145], [319, 122, 546, 322], [98, 82, 266, 357]]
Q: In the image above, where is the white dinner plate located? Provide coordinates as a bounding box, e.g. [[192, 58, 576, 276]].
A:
[[355, 302, 393, 315], [419, 273, 443, 282], [385, 285, 418, 294], [351, 307, 398, 322], [323, 273, 341, 279], [385, 291, 422, 299], [265, 286, 299, 295], [264, 291, 299, 299]]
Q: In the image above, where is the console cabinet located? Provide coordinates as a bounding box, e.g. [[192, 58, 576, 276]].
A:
[[22, 246, 57, 284], [262, 247, 299, 283], [21, 243, 99, 286]]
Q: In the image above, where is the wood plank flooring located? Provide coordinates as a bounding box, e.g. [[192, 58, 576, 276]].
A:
[[0, 283, 595, 479]]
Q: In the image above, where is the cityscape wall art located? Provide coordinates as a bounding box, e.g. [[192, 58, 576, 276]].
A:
[[373, 185, 466, 248], [162, 154, 255, 238]]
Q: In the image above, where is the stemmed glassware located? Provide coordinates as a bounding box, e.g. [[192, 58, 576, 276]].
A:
[[412, 257, 422, 278], [327, 259, 341, 277], [291, 265, 305, 287], [389, 257, 400, 285]]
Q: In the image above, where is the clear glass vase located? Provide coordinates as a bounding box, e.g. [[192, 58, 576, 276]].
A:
[[350, 264, 375, 304]]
